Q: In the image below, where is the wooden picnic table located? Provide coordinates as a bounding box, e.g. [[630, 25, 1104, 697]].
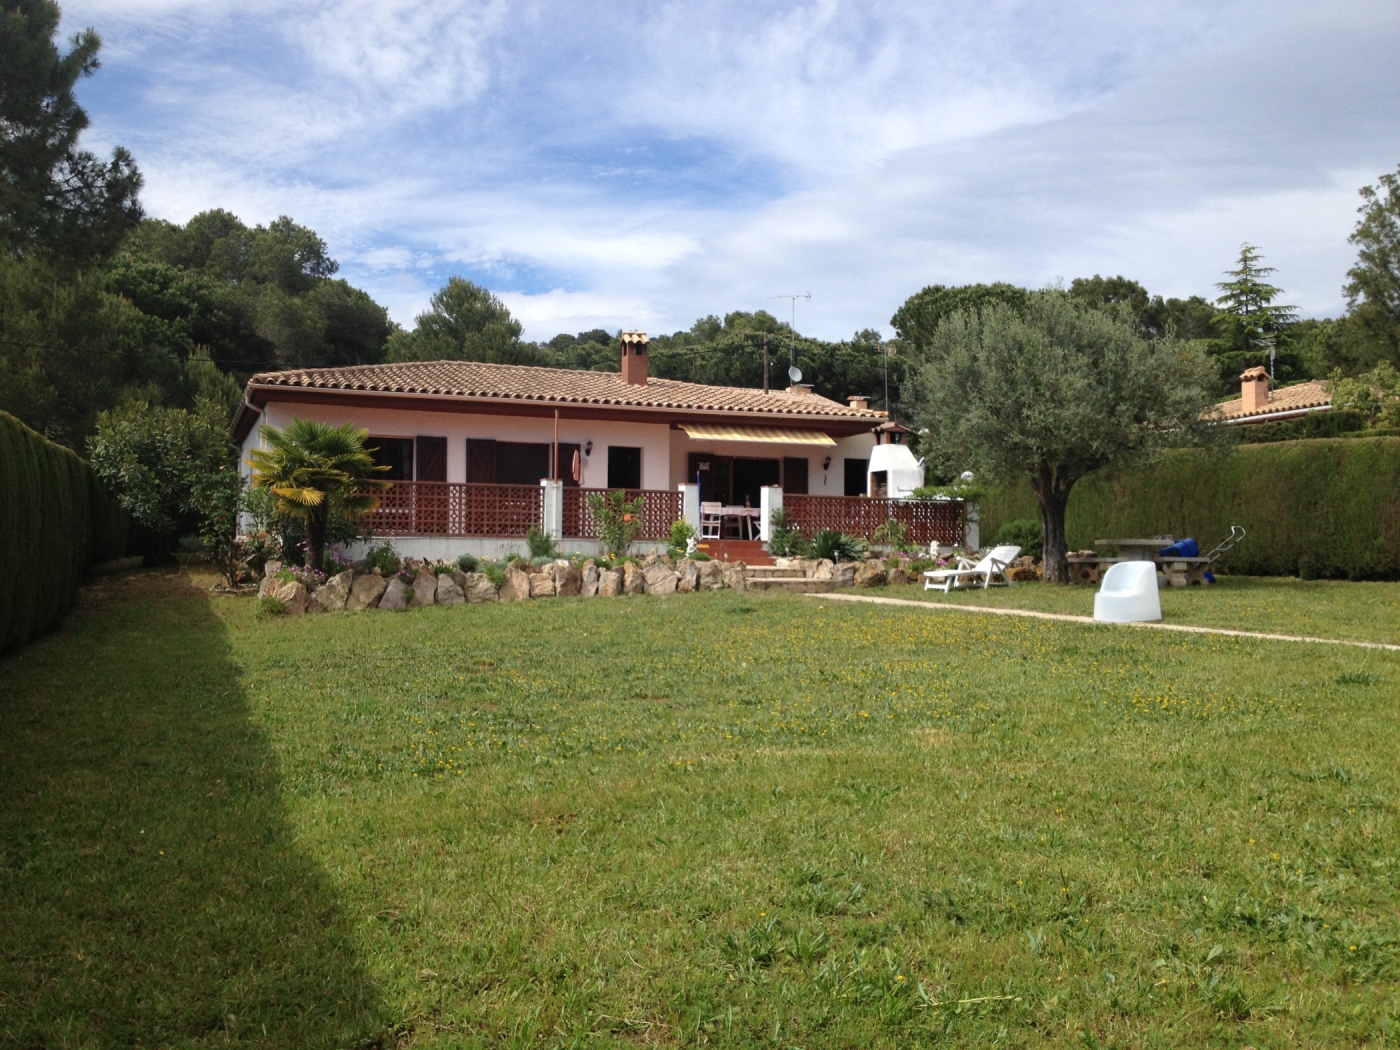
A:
[[721, 505, 760, 540]]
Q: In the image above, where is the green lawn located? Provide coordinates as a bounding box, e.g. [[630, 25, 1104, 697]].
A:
[[2, 570, 1398, 1047], [895, 574, 1400, 646]]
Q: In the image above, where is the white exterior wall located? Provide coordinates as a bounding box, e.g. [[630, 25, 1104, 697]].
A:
[[242, 399, 673, 488]]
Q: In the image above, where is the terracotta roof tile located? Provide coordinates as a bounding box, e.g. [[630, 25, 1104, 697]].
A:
[[246, 360, 886, 419], [1214, 379, 1331, 421]]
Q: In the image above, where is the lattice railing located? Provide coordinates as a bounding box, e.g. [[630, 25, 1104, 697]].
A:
[[361, 482, 543, 537], [785, 495, 965, 547], [563, 488, 682, 540]]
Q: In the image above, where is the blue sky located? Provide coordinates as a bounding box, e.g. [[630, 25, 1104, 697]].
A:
[[63, 0, 1400, 340]]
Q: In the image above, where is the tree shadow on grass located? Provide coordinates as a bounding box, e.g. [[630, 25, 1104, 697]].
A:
[[0, 571, 387, 1046]]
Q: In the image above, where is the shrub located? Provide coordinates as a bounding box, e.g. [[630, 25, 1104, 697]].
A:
[[810, 529, 868, 563], [479, 560, 508, 590], [526, 524, 558, 559], [456, 553, 480, 573], [979, 436, 1400, 579], [669, 519, 696, 558], [586, 490, 643, 557], [0, 410, 128, 654], [768, 508, 804, 558], [359, 541, 400, 576], [993, 518, 1042, 560], [256, 596, 286, 618], [871, 517, 910, 551]]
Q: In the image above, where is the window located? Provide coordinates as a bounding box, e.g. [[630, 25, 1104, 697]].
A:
[[607, 446, 642, 489], [496, 442, 550, 486], [368, 437, 414, 480], [844, 458, 869, 497]]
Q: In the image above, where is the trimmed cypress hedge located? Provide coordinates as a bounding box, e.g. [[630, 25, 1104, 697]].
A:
[[0, 411, 128, 654], [980, 436, 1400, 579]]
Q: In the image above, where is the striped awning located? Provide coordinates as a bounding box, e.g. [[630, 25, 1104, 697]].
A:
[[679, 424, 837, 446]]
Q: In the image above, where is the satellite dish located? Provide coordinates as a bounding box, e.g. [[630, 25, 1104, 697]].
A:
[[788, 365, 803, 384]]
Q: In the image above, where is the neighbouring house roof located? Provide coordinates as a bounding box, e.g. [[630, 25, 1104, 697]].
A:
[[234, 359, 886, 441], [1214, 379, 1332, 424]]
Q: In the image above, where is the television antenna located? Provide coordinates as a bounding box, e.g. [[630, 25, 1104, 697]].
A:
[[769, 292, 810, 379]]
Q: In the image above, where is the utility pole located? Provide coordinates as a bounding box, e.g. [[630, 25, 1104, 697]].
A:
[[762, 337, 770, 394], [883, 340, 890, 412]]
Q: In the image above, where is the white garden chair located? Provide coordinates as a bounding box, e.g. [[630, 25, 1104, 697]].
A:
[[700, 502, 723, 540], [922, 545, 1021, 592]]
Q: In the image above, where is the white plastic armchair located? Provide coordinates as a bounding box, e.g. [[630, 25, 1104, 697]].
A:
[[922, 544, 1021, 592]]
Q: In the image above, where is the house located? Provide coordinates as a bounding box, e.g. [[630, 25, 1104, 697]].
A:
[[234, 332, 953, 559], [1214, 366, 1331, 426]]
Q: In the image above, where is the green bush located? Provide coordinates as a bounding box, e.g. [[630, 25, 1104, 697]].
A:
[[980, 437, 1400, 579], [526, 524, 558, 559], [810, 529, 868, 563], [455, 553, 480, 573], [0, 410, 128, 654], [992, 518, 1043, 560]]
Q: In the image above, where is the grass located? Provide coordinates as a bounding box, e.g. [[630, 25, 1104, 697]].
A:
[[896, 574, 1400, 645], [0, 568, 1397, 1047]]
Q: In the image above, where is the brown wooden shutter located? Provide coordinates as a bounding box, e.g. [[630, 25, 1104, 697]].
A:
[[782, 456, 809, 494], [416, 436, 447, 482], [466, 439, 497, 484]]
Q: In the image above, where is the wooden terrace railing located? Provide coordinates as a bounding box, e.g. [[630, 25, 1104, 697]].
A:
[[785, 494, 965, 547], [562, 487, 681, 540], [361, 482, 543, 537]]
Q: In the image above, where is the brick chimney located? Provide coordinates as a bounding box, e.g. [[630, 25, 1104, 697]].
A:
[[1240, 366, 1270, 413], [620, 330, 649, 385], [847, 395, 869, 410]]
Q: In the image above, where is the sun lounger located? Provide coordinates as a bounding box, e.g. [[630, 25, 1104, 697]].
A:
[[922, 544, 1021, 592]]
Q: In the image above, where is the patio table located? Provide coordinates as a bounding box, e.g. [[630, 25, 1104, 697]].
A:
[[720, 505, 761, 540], [1094, 537, 1175, 561]]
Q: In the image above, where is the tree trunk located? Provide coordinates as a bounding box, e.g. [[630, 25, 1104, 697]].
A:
[[305, 509, 328, 578], [1029, 465, 1075, 584]]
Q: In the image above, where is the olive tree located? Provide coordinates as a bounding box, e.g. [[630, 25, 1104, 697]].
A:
[[907, 290, 1217, 582]]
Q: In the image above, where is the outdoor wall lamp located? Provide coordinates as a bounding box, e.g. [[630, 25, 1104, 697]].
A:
[[822, 455, 832, 471], [584, 440, 593, 457]]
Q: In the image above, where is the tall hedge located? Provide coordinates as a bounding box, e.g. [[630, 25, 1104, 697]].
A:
[[980, 436, 1400, 579], [0, 411, 128, 654]]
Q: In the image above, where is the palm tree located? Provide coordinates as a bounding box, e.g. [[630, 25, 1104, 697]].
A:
[[248, 419, 390, 574]]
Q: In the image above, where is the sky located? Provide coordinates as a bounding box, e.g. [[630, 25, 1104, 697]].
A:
[[62, 0, 1400, 342]]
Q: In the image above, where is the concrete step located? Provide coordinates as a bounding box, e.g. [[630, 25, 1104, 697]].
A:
[[745, 567, 806, 578], [745, 577, 835, 593]]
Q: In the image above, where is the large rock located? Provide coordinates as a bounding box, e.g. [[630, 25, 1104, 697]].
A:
[[556, 562, 583, 597], [409, 569, 437, 607], [720, 562, 746, 591], [833, 562, 857, 588], [622, 561, 645, 595], [581, 560, 599, 597], [696, 560, 724, 591], [887, 567, 914, 586], [436, 572, 466, 605], [379, 577, 410, 610], [676, 558, 699, 593], [598, 568, 622, 596], [464, 572, 498, 602], [643, 552, 659, 568], [500, 565, 531, 601], [812, 559, 835, 581], [529, 571, 555, 598], [311, 570, 354, 612], [790, 557, 820, 578], [346, 573, 387, 610], [258, 567, 283, 599], [273, 580, 309, 616], [643, 561, 678, 595], [854, 562, 888, 588]]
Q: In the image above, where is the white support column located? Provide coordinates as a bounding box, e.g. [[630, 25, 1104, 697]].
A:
[[679, 483, 700, 531], [540, 479, 564, 541], [964, 502, 980, 552], [759, 485, 783, 543]]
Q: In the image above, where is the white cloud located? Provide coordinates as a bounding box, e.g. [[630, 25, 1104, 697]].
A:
[[59, 0, 1400, 341]]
